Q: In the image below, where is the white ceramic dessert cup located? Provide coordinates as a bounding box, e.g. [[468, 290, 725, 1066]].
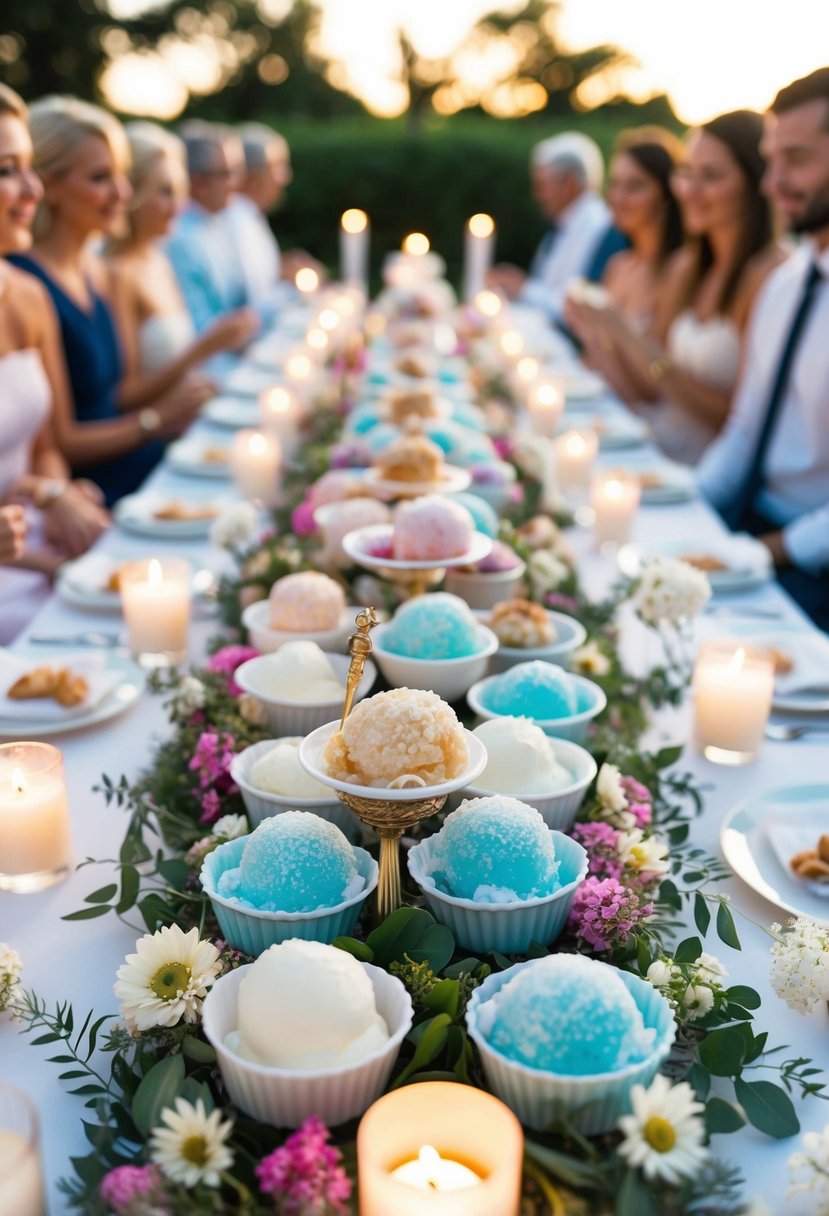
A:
[[202, 960, 413, 1129], [369, 621, 499, 703], [472, 609, 588, 674], [234, 652, 376, 736], [460, 736, 598, 832], [444, 561, 526, 610], [200, 835, 378, 955], [466, 671, 607, 744], [242, 600, 361, 655], [230, 739, 362, 840], [466, 960, 676, 1135], [407, 830, 588, 954]]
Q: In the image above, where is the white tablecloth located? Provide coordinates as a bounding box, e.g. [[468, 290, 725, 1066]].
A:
[[2, 388, 828, 1215]]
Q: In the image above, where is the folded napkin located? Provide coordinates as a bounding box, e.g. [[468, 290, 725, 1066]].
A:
[[0, 650, 121, 721]]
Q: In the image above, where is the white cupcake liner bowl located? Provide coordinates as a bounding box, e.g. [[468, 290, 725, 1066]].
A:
[[369, 621, 499, 702], [466, 670, 606, 743], [234, 652, 376, 737], [407, 830, 588, 954], [473, 609, 587, 674], [465, 959, 676, 1135], [200, 834, 378, 954], [202, 960, 413, 1128], [230, 738, 362, 840], [443, 561, 526, 610], [459, 735, 598, 832], [242, 600, 362, 655]]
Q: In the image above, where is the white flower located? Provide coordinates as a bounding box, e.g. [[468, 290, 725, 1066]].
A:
[[597, 763, 628, 813], [171, 676, 206, 717], [682, 982, 715, 1020], [0, 943, 22, 1014], [770, 917, 829, 1015], [527, 549, 569, 596], [617, 829, 670, 877], [114, 925, 222, 1033], [511, 436, 546, 481], [210, 502, 259, 551], [692, 952, 728, 985], [238, 691, 268, 726], [211, 814, 247, 841], [788, 1125, 829, 1208], [632, 556, 711, 626], [570, 640, 611, 677], [149, 1096, 233, 1188], [646, 959, 676, 990], [617, 1074, 708, 1185]]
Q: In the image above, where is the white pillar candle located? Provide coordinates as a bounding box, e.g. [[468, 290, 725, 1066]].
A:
[[693, 642, 775, 764], [230, 429, 282, 505], [402, 232, 429, 257], [0, 1087, 45, 1216], [591, 469, 641, 549], [340, 208, 369, 288], [0, 743, 71, 892], [554, 428, 599, 497], [498, 328, 524, 362], [120, 557, 191, 666], [358, 1082, 523, 1216], [463, 212, 495, 300], [284, 350, 318, 410], [294, 266, 319, 298], [527, 377, 564, 436], [259, 386, 300, 451]]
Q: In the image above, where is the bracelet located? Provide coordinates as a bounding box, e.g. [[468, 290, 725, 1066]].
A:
[[138, 407, 162, 439], [34, 479, 68, 510], [647, 353, 674, 382]]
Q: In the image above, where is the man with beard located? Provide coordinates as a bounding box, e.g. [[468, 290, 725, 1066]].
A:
[[698, 68, 829, 630]]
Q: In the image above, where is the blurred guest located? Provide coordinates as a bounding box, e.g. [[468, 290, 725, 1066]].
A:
[[108, 121, 255, 383], [0, 85, 109, 640], [488, 132, 626, 317], [10, 97, 207, 506], [699, 68, 829, 629], [581, 110, 786, 464], [565, 128, 685, 373]]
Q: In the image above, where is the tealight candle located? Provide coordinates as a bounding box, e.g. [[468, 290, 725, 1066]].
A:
[[120, 557, 191, 667], [295, 266, 319, 296], [472, 288, 502, 320], [402, 232, 430, 256], [0, 1086, 45, 1215], [463, 212, 495, 300], [693, 641, 775, 765], [554, 428, 598, 499], [230, 429, 282, 505], [260, 386, 300, 452], [357, 1081, 523, 1216], [0, 742, 71, 893], [527, 378, 564, 436], [498, 329, 524, 360], [340, 208, 370, 287], [591, 469, 640, 550]]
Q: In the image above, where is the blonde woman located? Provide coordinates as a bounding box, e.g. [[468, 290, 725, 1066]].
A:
[[9, 97, 208, 505], [108, 122, 255, 382]]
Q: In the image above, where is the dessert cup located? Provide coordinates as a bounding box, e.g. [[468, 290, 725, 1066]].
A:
[[234, 652, 376, 736], [459, 735, 598, 831], [242, 600, 359, 655], [230, 738, 362, 840], [370, 621, 498, 702], [473, 609, 587, 674], [444, 562, 526, 610], [467, 672, 606, 743]]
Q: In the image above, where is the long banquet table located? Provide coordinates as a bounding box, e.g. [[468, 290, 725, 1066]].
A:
[[2, 336, 829, 1215]]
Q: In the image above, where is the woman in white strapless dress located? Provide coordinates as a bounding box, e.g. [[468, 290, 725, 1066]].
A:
[[107, 123, 257, 388]]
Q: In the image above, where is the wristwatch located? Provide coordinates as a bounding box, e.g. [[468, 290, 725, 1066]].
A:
[[138, 407, 162, 439], [34, 478, 68, 510]]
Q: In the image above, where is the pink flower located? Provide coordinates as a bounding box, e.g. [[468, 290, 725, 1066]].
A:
[[99, 1165, 164, 1213], [206, 644, 259, 695], [620, 776, 653, 828], [571, 822, 623, 882], [291, 499, 318, 537], [189, 731, 238, 822], [545, 591, 579, 614], [567, 876, 652, 953], [492, 436, 513, 460], [256, 1115, 352, 1215]]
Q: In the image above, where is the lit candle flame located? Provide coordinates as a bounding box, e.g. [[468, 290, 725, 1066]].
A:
[[536, 382, 561, 407], [318, 308, 339, 332], [726, 646, 747, 678], [12, 766, 26, 795], [402, 232, 429, 256], [604, 478, 624, 499], [474, 289, 502, 317], [148, 558, 163, 587], [249, 432, 269, 456], [468, 212, 495, 238], [306, 327, 329, 351], [295, 266, 319, 293], [286, 353, 312, 380], [341, 208, 368, 234], [499, 330, 524, 357], [565, 433, 587, 456], [263, 387, 292, 416], [516, 355, 539, 383]]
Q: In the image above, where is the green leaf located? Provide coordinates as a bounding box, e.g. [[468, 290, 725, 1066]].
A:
[[390, 1013, 451, 1088], [30, 1032, 62, 1046], [331, 936, 374, 962], [734, 1078, 800, 1138], [694, 892, 711, 936], [157, 858, 190, 887], [705, 1097, 746, 1134], [726, 985, 761, 1010], [654, 744, 683, 768], [366, 907, 454, 972], [62, 904, 112, 922], [422, 979, 460, 1019], [131, 1055, 185, 1139], [697, 1028, 747, 1076], [674, 936, 702, 965], [524, 1140, 604, 1191], [181, 1036, 216, 1064], [115, 866, 140, 915], [84, 883, 118, 904], [687, 1062, 711, 1100], [616, 1168, 660, 1216], [716, 901, 741, 950], [659, 878, 682, 911]]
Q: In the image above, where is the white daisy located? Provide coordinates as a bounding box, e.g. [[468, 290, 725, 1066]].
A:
[[211, 814, 248, 841], [149, 1097, 233, 1188], [617, 829, 670, 877], [691, 952, 728, 985], [617, 1074, 708, 1185], [210, 502, 259, 551], [682, 982, 715, 1021], [114, 925, 222, 1033], [570, 640, 611, 677], [646, 959, 676, 990], [597, 763, 628, 813]]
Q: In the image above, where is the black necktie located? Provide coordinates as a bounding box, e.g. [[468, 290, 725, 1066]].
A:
[[721, 260, 823, 530]]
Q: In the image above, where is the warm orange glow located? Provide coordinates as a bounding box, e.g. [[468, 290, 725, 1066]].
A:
[[295, 267, 319, 294], [262, 387, 293, 416], [248, 432, 269, 457], [148, 558, 163, 587], [467, 212, 495, 239], [286, 353, 312, 380], [515, 356, 539, 383], [499, 330, 524, 358], [306, 327, 329, 351], [341, 208, 369, 234], [318, 308, 340, 332], [12, 767, 26, 796], [473, 290, 502, 318], [402, 232, 430, 256]]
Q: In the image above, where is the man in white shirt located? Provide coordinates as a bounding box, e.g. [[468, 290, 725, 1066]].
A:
[[223, 124, 290, 305], [698, 67, 829, 629], [488, 132, 624, 320]]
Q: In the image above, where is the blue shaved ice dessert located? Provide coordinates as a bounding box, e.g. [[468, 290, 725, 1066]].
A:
[[382, 593, 481, 660], [480, 661, 579, 720], [217, 812, 365, 913], [447, 492, 498, 537], [482, 955, 656, 1074], [429, 795, 560, 903]]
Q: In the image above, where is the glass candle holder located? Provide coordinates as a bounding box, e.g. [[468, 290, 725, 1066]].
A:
[[590, 469, 641, 552], [119, 557, 191, 668], [554, 428, 599, 507], [230, 429, 282, 506], [0, 741, 71, 893], [526, 378, 564, 437], [0, 1085, 45, 1215], [692, 640, 775, 765]]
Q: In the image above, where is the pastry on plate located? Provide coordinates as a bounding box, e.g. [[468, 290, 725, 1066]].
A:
[[679, 552, 729, 572], [790, 835, 829, 883], [7, 665, 89, 707], [764, 645, 794, 676], [153, 500, 218, 522], [201, 446, 228, 464]]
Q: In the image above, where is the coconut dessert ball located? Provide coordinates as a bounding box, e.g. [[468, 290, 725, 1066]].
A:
[[392, 495, 474, 562], [429, 795, 560, 903], [269, 571, 346, 632], [488, 599, 555, 649], [383, 593, 480, 660], [448, 492, 498, 538], [323, 688, 468, 788], [473, 718, 570, 796], [250, 738, 330, 799], [481, 661, 579, 720], [217, 812, 363, 912], [483, 955, 656, 1075]]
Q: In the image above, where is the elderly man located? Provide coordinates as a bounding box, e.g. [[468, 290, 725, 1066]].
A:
[[488, 131, 625, 320], [698, 67, 829, 629]]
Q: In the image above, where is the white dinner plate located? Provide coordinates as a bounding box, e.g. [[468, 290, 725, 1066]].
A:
[[341, 524, 492, 572], [360, 463, 471, 501], [586, 413, 649, 450], [562, 370, 608, 401], [618, 534, 772, 594], [720, 783, 829, 926], [56, 555, 216, 614], [603, 458, 696, 505], [222, 366, 280, 398], [0, 650, 145, 739], [167, 439, 231, 479], [114, 493, 229, 539], [201, 396, 261, 429]]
